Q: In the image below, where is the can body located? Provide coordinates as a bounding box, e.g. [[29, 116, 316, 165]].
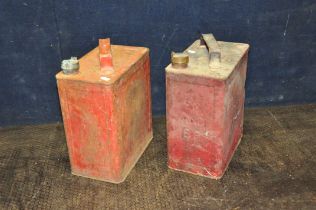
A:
[[166, 40, 249, 179], [56, 45, 152, 183]]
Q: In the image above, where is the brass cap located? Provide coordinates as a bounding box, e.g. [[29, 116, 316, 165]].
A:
[[171, 52, 189, 68]]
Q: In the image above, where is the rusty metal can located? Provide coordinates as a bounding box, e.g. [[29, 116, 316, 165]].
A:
[[56, 39, 153, 183], [166, 34, 249, 179]]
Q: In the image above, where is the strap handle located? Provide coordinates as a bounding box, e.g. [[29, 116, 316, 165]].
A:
[[99, 38, 114, 73], [201, 34, 221, 67]]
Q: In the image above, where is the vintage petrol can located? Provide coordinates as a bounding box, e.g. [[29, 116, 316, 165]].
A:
[[166, 34, 249, 179], [56, 39, 153, 183]]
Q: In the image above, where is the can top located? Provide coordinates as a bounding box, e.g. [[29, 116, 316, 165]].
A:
[[166, 40, 249, 80], [56, 45, 149, 85]]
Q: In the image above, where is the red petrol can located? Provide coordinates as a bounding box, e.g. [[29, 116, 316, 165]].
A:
[[166, 34, 249, 179], [56, 39, 153, 183]]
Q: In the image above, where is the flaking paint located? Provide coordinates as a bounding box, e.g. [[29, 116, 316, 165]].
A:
[[166, 40, 249, 179], [56, 44, 153, 183]]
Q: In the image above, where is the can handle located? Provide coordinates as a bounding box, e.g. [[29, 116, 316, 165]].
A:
[[99, 38, 114, 73], [201, 34, 221, 67]]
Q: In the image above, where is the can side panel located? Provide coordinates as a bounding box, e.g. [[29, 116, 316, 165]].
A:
[[57, 80, 76, 173], [221, 53, 249, 171], [114, 53, 153, 177], [166, 74, 225, 178], [57, 80, 121, 182]]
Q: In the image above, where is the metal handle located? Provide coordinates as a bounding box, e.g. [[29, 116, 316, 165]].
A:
[[99, 38, 114, 73], [201, 34, 221, 67]]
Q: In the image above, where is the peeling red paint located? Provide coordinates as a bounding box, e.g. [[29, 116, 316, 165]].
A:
[[166, 40, 249, 179], [56, 41, 153, 183]]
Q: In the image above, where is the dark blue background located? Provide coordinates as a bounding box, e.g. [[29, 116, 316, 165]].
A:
[[0, 0, 315, 126]]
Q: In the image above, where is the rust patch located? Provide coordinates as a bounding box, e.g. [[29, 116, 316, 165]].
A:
[[56, 43, 152, 183]]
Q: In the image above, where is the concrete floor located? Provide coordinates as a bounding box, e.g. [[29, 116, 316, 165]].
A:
[[0, 104, 315, 209]]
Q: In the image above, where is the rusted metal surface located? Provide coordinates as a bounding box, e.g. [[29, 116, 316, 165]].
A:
[[56, 39, 153, 183], [166, 34, 249, 179]]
